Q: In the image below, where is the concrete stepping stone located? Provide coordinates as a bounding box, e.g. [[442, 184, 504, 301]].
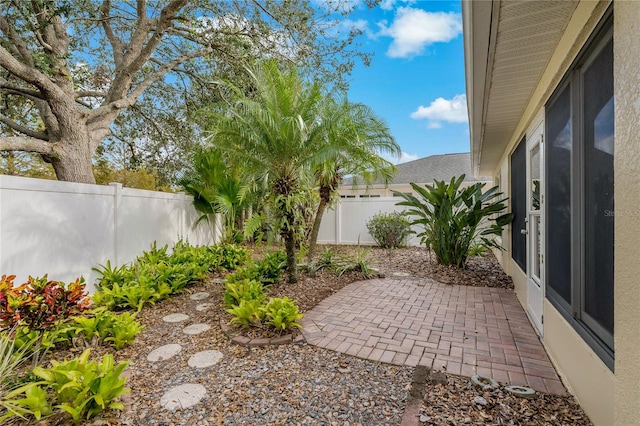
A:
[[188, 350, 223, 368], [147, 344, 182, 362], [183, 323, 211, 335], [391, 272, 410, 277], [195, 303, 213, 312], [163, 313, 189, 323], [160, 383, 206, 411], [190, 292, 209, 301]]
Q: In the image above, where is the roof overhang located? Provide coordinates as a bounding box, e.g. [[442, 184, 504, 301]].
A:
[[462, 1, 579, 175]]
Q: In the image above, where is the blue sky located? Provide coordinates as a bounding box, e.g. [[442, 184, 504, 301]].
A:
[[329, 0, 469, 163]]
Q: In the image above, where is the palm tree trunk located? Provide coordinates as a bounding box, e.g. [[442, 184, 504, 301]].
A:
[[284, 229, 298, 283], [307, 186, 331, 263]]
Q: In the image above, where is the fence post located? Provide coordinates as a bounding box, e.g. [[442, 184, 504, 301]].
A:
[[335, 200, 342, 244], [109, 182, 123, 266]]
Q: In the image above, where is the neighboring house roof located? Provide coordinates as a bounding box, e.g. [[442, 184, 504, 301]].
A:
[[341, 153, 491, 187]]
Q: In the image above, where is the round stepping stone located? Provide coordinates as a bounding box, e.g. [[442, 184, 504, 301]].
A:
[[147, 344, 182, 362], [195, 303, 213, 312], [160, 383, 206, 411], [163, 313, 189, 323], [190, 292, 210, 301], [188, 350, 223, 368], [183, 323, 211, 335]]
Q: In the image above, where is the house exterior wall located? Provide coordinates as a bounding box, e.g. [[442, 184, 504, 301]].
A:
[[612, 1, 640, 423], [487, 2, 623, 425]]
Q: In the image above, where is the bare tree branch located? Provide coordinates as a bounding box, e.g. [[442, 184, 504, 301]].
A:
[[0, 113, 49, 140], [100, 0, 125, 67], [0, 82, 44, 101], [90, 47, 211, 120], [74, 90, 107, 98], [0, 45, 64, 98], [0, 136, 54, 154], [0, 14, 34, 65]]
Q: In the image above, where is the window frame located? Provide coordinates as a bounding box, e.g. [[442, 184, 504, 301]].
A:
[[544, 10, 614, 370]]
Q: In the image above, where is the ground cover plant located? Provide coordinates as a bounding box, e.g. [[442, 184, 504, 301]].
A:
[[93, 241, 249, 311], [0, 241, 251, 424]]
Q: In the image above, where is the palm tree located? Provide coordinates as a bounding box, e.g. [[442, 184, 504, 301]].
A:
[[180, 148, 251, 244], [206, 60, 333, 283], [306, 97, 400, 262]]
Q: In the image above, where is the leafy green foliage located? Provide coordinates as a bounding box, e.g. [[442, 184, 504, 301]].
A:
[[261, 297, 304, 331], [225, 251, 287, 286], [0, 328, 40, 422], [1, 349, 129, 424], [226, 300, 265, 328], [223, 280, 265, 308], [394, 176, 513, 267], [93, 241, 248, 311], [67, 308, 144, 350], [0, 382, 53, 423], [0, 275, 89, 332], [32, 349, 129, 423], [209, 244, 250, 271], [312, 247, 335, 271], [366, 211, 412, 248], [468, 242, 489, 257], [330, 245, 377, 278]]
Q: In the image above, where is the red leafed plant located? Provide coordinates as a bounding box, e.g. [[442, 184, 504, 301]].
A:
[[0, 274, 90, 332], [1, 274, 90, 366]]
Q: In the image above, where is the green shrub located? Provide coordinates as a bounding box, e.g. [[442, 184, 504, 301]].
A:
[[225, 250, 287, 285], [226, 300, 265, 327], [261, 297, 303, 331], [2, 349, 129, 424], [468, 242, 488, 257], [257, 251, 287, 284], [331, 245, 376, 278], [366, 211, 412, 248], [68, 308, 144, 350], [223, 279, 265, 308], [93, 241, 244, 311], [312, 247, 334, 271], [33, 349, 129, 423], [210, 244, 250, 270], [393, 175, 512, 267]]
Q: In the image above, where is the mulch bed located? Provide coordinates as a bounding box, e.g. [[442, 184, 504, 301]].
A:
[[7, 243, 591, 425]]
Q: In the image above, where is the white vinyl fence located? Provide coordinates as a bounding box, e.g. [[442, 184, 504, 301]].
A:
[[0, 175, 217, 292], [317, 197, 422, 246]]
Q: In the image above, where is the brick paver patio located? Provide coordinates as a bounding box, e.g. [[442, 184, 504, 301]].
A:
[[301, 277, 566, 395]]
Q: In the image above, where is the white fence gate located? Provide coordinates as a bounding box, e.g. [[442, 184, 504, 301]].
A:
[[0, 175, 217, 291]]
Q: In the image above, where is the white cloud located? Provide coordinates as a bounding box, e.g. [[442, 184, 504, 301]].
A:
[[379, 0, 416, 11], [410, 94, 468, 128], [377, 7, 462, 58], [380, 151, 419, 165], [325, 18, 371, 39]]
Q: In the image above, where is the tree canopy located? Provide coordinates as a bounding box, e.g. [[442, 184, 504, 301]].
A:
[[0, 0, 376, 184]]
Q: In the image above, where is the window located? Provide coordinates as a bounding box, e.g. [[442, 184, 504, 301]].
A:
[[545, 12, 613, 368], [510, 138, 527, 272], [359, 194, 380, 198], [340, 195, 356, 199]]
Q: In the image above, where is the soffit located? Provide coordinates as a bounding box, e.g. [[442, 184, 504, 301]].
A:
[[477, 1, 578, 175]]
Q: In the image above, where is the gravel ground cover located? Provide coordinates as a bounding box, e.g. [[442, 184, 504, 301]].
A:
[[20, 245, 590, 425]]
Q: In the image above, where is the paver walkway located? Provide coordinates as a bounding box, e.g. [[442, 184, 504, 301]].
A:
[[301, 277, 566, 395]]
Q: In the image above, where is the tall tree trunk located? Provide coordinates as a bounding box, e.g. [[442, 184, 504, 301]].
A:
[[307, 185, 332, 263], [284, 229, 298, 283], [49, 140, 96, 184]]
